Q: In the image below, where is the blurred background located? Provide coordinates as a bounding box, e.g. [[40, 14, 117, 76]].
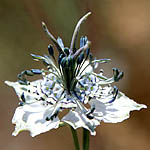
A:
[[0, 0, 150, 150]]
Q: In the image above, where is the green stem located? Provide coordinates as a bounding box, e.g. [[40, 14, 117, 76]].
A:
[[82, 129, 90, 150], [70, 126, 80, 150]]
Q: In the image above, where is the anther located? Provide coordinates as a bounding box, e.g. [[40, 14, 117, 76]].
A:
[[21, 92, 26, 102], [48, 44, 54, 56]]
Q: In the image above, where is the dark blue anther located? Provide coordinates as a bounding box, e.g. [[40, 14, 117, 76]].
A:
[[48, 44, 54, 56], [86, 115, 94, 119], [17, 74, 22, 80], [117, 72, 124, 81], [77, 52, 84, 64], [108, 86, 118, 103], [113, 68, 119, 80], [24, 70, 34, 76], [31, 69, 42, 75], [21, 92, 25, 102], [80, 36, 88, 48], [46, 109, 59, 121], [46, 117, 50, 121], [58, 53, 65, 65], [113, 68, 124, 82], [90, 107, 95, 114], [73, 91, 83, 102], [80, 36, 84, 48], [78, 81, 85, 87], [18, 80, 26, 85], [18, 101, 24, 106], [85, 48, 90, 56], [84, 36, 88, 44], [89, 53, 93, 62]]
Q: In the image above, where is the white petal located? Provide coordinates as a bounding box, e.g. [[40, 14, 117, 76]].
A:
[[80, 61, 93, 75], [12, 103, 60, 137], [5, 80, 41, 103], [22, 101, 51, 112], [89, 92, 147, 123], [59, 99, 77, 109], [62, 109, 100, 136], [58, 93, 77, 109]]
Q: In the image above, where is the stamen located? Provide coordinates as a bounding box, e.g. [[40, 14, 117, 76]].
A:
[[79, 59, 110, 76], [113, 68, 124, 82], [17, 69, 42, 85], [46, 103, 61, 121], [108, 86, 118, 103], [31, 54, 44, 61], [72, 41, 91, 59], [91, 67, 123, 85], [31, 69, 42, 75], [73, 92, 88, 114], [86, 106, 95, 118]]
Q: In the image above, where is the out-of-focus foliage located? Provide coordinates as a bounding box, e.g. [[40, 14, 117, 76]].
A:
[[0, 0, 149, 150]]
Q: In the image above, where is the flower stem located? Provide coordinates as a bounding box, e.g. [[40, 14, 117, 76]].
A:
[[82, 128, 90, 150], [70, 126, 80, 150]]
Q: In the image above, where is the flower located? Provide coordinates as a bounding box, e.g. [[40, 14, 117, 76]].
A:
[[5, 12, 146, 137]]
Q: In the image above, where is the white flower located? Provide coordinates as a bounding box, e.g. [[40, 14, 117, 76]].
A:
[[5, 12, 147, 137]]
